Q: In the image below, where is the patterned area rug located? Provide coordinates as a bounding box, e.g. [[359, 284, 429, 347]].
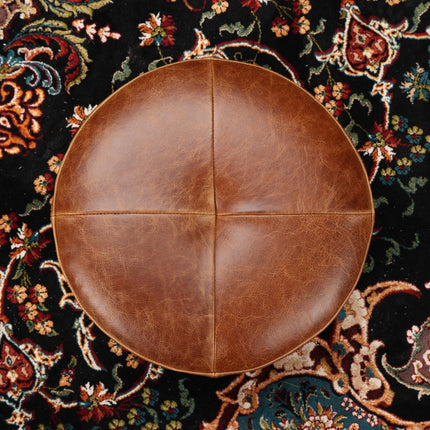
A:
[[0, 0, 429, 428]]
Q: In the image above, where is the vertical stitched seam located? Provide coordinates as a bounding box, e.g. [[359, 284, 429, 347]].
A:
[[210, 60, 217, 375]]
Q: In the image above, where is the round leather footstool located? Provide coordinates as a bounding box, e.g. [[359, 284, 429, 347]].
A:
[[52, 59, 374, 377]]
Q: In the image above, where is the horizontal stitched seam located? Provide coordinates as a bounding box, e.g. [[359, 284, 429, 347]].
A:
[[52, 211, 373, 217], [217, 212, 373, 216], [52, 211, 214, 217]]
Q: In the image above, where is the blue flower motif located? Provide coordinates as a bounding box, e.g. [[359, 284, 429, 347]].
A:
[[134, 408, 147, 425], [395, 165, 410, 175], [127, 408, 147, 425], [411, 145, 426, 163], [161, 400, 179, 420], [407, 126, 424, 145], [391, 115, 408, 132], [142, 387, 159, 406], [411, 153, 426, 163], [407, 134, 422, 144], [380, 176, 395, 185], [395, 157, 412, 175], [380, 167, 396, 185]]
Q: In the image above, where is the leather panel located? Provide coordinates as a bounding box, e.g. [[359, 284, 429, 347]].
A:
[[214, 213, 373, 374], [53, 213, 215, 374], [54, 60, 214, 215], [212, 60, 372, 214]]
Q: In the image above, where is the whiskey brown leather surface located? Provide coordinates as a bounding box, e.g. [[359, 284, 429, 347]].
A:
[[52, 59, 374, 376]]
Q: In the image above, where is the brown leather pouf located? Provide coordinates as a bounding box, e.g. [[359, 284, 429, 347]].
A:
[[52, 59, 374, 377]]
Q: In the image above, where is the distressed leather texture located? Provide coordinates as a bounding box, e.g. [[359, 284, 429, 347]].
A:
[[51, 59, 374, 377]]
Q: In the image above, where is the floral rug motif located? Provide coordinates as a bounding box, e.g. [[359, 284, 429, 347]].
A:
[[0, 0, 430, 428]]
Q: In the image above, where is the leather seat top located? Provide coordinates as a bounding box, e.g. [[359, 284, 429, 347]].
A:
[[52, 59, 374, 376]]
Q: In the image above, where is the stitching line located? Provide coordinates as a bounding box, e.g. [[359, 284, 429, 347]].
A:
[[52, 211, 374, 217], [52, 211, 214, 217], [210, 60, 217, 375]]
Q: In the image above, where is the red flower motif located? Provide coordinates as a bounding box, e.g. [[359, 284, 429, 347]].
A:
[[47, 153, 64, 174], [332, 82, 351, 100], [34, 313, 54, 335], [240, 0, 268, 12], [325, 99, 345, 117], [18, 302, 38, 322], [9, 224, 50, 266], [359, 122, 401, 164], [314, 84, 332, 103], [340, 0, 355, 7], [292, 0, 311, 16], [78, 382, 116, 423], [34, 173, 54, 195], [28, 284, 48, 304], [271, 17, 290, 38], [138, 13, 176, 47], [291, 15, 311, 34], [7, 285, 27, 304], [0, 337, 35, 395], [59, 368, 75, 387], [0, 212, 18, 233]]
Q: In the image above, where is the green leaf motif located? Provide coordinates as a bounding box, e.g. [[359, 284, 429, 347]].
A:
[[200, 10, 216, 26], [12, 259, 24, 281], [51, 388, 74, 397], [397, 177, 428, 217], [363, 254, 375, 273], [19, 195, 51, 217], [409, 1, 430, 33], [37, 0, 112, 19], [219, 21, 255, 37], [345, 93, 373, 114], [145, 406, 159, 423], [403, 200, 415, 218], [178, 379, 195, 420], [344, 121, 359, 147], [310, 18, 326, 36], [374, 196, 389, 208], [111, 56, 132, 91], [112, 363, 123, 393], [148, 57, 174, 71], [68, 355, 78, 368], [300, 35, 313, 58], [383, 233, 420, 264], [398, 177, 428, 194], [308, 62, 326, 82]]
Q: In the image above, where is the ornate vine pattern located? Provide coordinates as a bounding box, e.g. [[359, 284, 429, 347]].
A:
[[0, 0, 429, 428]]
